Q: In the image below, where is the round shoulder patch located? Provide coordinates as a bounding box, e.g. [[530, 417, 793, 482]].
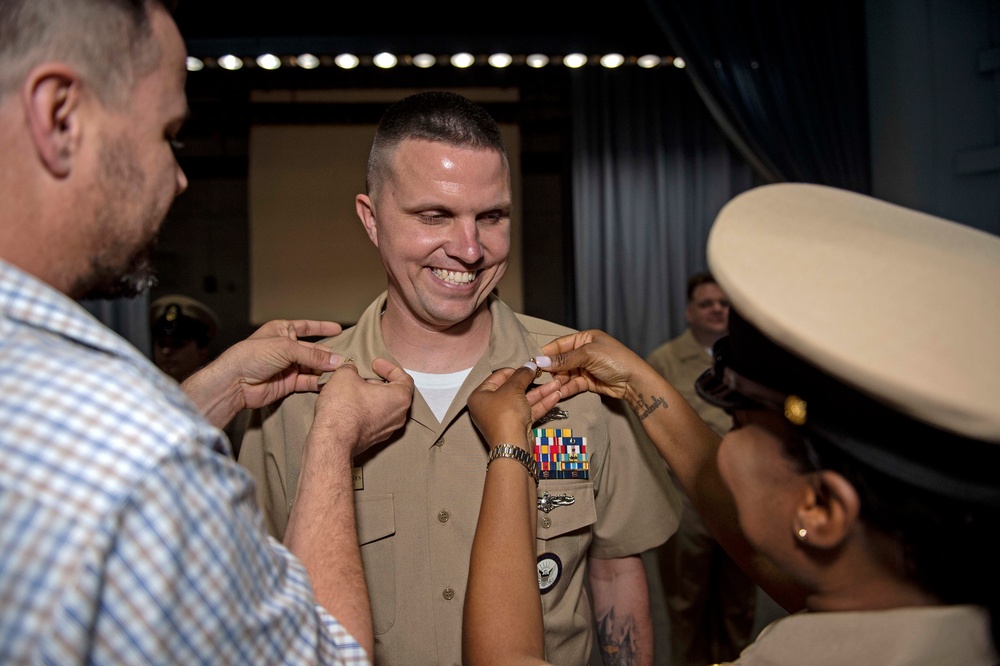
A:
[[537, 553, 562, 595]]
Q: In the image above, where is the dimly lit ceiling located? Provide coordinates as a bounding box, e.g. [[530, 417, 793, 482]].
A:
[[169, 1, 684, 168], [173, 1, 675, 71]]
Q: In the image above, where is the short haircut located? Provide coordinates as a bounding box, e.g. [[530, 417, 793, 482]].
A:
[[686, 271, 718, 302], [366, 91, 509, 199], [0, 0, 171, 106]]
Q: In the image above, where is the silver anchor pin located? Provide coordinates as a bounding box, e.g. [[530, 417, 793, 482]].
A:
[[537, 491, 575, 513]]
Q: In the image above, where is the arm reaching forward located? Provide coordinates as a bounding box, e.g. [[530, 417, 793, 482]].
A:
[[463, 363, 562, 666], [284, 358, 414, 659], [182, 319, 344, 428], [538, 330, 805, 611]]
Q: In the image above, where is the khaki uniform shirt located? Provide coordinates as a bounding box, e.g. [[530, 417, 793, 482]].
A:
[[729, 605, 998, 665], [239, 294, 680, 666], [646, 328, 731, 436]]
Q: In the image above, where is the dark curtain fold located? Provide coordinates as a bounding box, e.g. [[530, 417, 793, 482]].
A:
[[571, 68, 755, 357], [645, 0, 872, 193]]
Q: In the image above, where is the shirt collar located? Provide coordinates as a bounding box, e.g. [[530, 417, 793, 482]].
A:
[[0, 260, 145, 362], [675, 327, 713, 361], [0, 259, 187, 402], [739, 606, 996, 665], [327, 292, 547, 435]]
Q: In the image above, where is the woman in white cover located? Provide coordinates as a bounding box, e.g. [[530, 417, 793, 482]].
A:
[[463, 184, 1000, 666]]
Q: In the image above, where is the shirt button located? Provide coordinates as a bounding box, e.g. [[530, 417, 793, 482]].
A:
[[540, 516, 552, 529], [438, 510, 450, 523], [434, 437, 445, 447], [443, 587, 455, 601]]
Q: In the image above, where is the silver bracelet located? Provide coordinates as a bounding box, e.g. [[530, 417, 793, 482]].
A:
[[487, 444, 539, 486]]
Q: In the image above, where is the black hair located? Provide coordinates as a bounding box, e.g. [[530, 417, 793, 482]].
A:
[[686, 271, 718, 302], [782, 429, 1000, 648]]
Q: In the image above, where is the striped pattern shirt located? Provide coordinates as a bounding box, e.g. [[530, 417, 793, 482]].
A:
[[0, 260, 368, 665]]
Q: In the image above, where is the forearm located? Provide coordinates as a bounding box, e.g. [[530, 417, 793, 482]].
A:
[[589, 555, 653, 666], [621, 365, 744, 552], [283, 426, 373, 659], [464, 456, 547, 666], [180, 362, 244, 429], [623, 363, 805, 610]]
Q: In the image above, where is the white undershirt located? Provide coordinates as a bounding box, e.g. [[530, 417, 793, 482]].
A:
[[406, 367, 474, 422]]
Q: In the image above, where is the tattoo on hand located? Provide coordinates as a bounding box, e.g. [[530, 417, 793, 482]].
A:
[[628, 393, 667, 422], [597, 608, 637, 665]]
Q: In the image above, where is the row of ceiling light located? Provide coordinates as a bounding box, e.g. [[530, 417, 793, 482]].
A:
[[186, 52, 686, 72]]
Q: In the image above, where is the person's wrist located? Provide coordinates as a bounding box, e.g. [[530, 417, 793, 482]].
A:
[[487, 443, 538, 485], [485, 427, 532, 453], [180, 361, 244, 428], [304, 421, 356, 466]]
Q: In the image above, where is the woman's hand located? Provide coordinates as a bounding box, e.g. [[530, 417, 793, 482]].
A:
[[467, 362, 561, 451], [537, 330, 646, 402]]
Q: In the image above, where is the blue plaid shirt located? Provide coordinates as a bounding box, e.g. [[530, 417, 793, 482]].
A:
[[0, 260, 368, 665]]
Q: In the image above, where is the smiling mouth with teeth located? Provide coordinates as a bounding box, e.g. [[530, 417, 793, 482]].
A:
[[432, 268, 478, 285]]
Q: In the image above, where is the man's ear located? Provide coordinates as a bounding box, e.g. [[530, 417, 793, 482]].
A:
[[356, 194, 379, 247], [794, 470, 860, 550], [23, 64, 82, 178]]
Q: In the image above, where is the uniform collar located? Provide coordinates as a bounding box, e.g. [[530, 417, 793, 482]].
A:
[[674, 327, 713, 361], [736, 606, 996, 665], [431, 294, 542, 434], [337, 293, 544, 439]]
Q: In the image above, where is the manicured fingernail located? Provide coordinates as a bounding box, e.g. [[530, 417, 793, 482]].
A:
[[523, 360, 538, 372], [330, 353, 343, 365], [535, 355, 552, 368]]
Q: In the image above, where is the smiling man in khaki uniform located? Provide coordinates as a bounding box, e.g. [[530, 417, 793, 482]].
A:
[[239, 92, 680, 666]]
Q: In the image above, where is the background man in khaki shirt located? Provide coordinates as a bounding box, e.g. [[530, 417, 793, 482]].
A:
[[646, 273, 756, 666], [239, 92, 679, 665]]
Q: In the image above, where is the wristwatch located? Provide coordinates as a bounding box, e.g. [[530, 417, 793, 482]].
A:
[[487, 444, 539, 486]]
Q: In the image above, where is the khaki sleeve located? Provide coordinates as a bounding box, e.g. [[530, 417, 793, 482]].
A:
[[237, 394, 316, 540], [588, 396, 682, 559]]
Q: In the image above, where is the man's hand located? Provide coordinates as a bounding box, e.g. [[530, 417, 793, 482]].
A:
[[311, 358, 414, 458], [181, 319, 344, 429], [467, 363, 561, 451]]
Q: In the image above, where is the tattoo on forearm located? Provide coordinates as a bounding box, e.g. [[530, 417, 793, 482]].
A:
[[628, 392, 667, 422], [597, 608, 637, 665]]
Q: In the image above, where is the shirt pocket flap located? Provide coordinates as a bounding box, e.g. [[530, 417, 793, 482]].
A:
[[536, 480, 596, 540], [355, 493, 395, 545]]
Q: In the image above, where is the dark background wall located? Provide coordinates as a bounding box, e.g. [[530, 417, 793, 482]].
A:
[[868, 0, 999, 236]]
